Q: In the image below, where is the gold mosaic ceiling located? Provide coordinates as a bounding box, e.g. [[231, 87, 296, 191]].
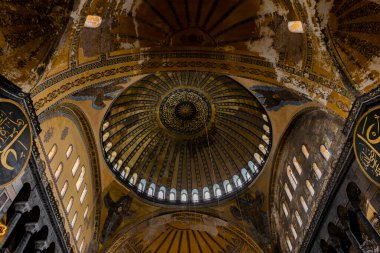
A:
[[101, 71, 271, 205], [105, 212, 263, 253]]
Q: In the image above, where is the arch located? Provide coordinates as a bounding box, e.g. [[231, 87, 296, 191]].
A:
[[259, 144, 266, 154], [286, 236, 293, 251], [147, 183, 156, 197], [223, 180, 233, 193], [180, 189, 187, 202], [213, 184, 222, 198], [169, 188, 176, 201], [129, 173, 138, 185], [287, 165, 298, 190], [109, 151, 117, 163], [301, 145, 309, 159], [79, 238, 85, 252], [262, 134, 270, 144], [66, 144, 73, 158], [71, 212, 78, 227], [320, 145, 331, 161], [66, 197, 74, 213], [254, 153, 263, 165], [47, 144, 57, 161], [306, 180, 315, 196], [232, 175, 242, 188], [76, 166, 85, 190], [158, 186, 166, 200], [102, 121, 109, 130], [290, 224, 297, 239], [346, 182, 361, 202], [203, 187, 211, 200], [241, 168, 251, 181], [138, 179, 147, 192], [282, 202, 289, 217], [120, 167, 130, 179], [105, 142, 112, 152], [192, 189, 199, 203], [300, 196, 308, 212], [312, 163, 322, 179], [75, 226, 82, 241], [80, 184, 88, 204], [83, 205, 89, 219], [72, 156, 80, 176], [54, 163, 63, 179], [295, 211, 302, 227], [102, 132, 110, 142], [248, 161, 259, 174], [61, 181, 68, 197]]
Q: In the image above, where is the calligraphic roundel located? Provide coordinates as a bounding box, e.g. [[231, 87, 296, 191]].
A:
[[354, 105, 380, 187], [0, 99, 32, 187]]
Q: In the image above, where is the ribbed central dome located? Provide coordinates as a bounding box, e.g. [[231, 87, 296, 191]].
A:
[[101, 72, 272, 205]]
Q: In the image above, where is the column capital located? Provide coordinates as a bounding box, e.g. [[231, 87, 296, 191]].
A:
[[35, 240, 48, 251], [14, 202, 31, 213], [24, 222, 39, 234]]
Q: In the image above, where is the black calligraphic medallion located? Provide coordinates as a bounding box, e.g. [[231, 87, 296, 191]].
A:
[[0, 99, 32, 187], [354, 105, 380, 187]]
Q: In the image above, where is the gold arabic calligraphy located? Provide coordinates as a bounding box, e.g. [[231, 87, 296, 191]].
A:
[[356, 113, 380, 177], [0, 110, 27, 171]]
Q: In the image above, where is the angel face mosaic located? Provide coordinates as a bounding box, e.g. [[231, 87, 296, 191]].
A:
[[101, 71, 272, 205]]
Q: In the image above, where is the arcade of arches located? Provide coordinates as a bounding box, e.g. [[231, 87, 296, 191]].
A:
[[0, 0, 379, 252]]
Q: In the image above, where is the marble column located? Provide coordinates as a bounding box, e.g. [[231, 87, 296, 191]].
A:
[[14, 222, 39, 253]]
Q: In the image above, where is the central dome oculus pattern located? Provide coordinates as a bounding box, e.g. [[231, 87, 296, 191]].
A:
[[159, 88, 214, 137], [101, 72, 272, 205]]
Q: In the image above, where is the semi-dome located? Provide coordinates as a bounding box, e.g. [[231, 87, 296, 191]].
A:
[[101, 71, 271, 205]]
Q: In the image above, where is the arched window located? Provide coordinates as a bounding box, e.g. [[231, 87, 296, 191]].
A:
[[66, 197, 73, 213], [263, 124, 270, 133], [47, 144, 57, 162], [121, 166, 130, 179], [55, 163, 63, 179], [241, 168, 251, 181], [292, 157, 302, 175], [213, 184, 222, 198], [284, 183, 292, 201], [102, 132, 110, 142], [114, 159, 123, 171], [192, 189, 199, 203], [76, 166, 85, 191], [203, 187, 211, 200], [71, 212, 78, 228], [80, 184, 87, 204], [282, 203, 289, 217], [223, 180, 233, 193], [105, 142, 112, 152], [295, 211, 302, 227], [291, 224, 297, 239], [248, 161, 259, 174], [138, 179, 146, 192], [287, 165, 298, 190], [320, 145, 331, 161], [75, 226, 82, 241], [66, 145, 73, 159], [262, 114, 268, 122], [302, 145, 309, 159], [254, 153, 263, 165], [61, 181, 68, 197], [109, 151, 117, 163], [169, 188, 176, 201], [158, 186, 166, 200], [259, 144, 266, 154], [262, 134, 270, 145], [306, 180, 315, 196], [83, 205, 89, 219], [312, 163, 322, 179], [286, 236, 293, 251], [300, 196, 308, 212], [102, 121, 109, 130], [129, 173, 137, 185], [180, 189, 187, 202], [72, 157, 80, 176], [147, 183, 155, 197], [79, 238, 85, 252], [233, 175, 242, 188]]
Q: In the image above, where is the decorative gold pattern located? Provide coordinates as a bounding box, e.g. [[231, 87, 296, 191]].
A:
[[101, 71, 271, 204]]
